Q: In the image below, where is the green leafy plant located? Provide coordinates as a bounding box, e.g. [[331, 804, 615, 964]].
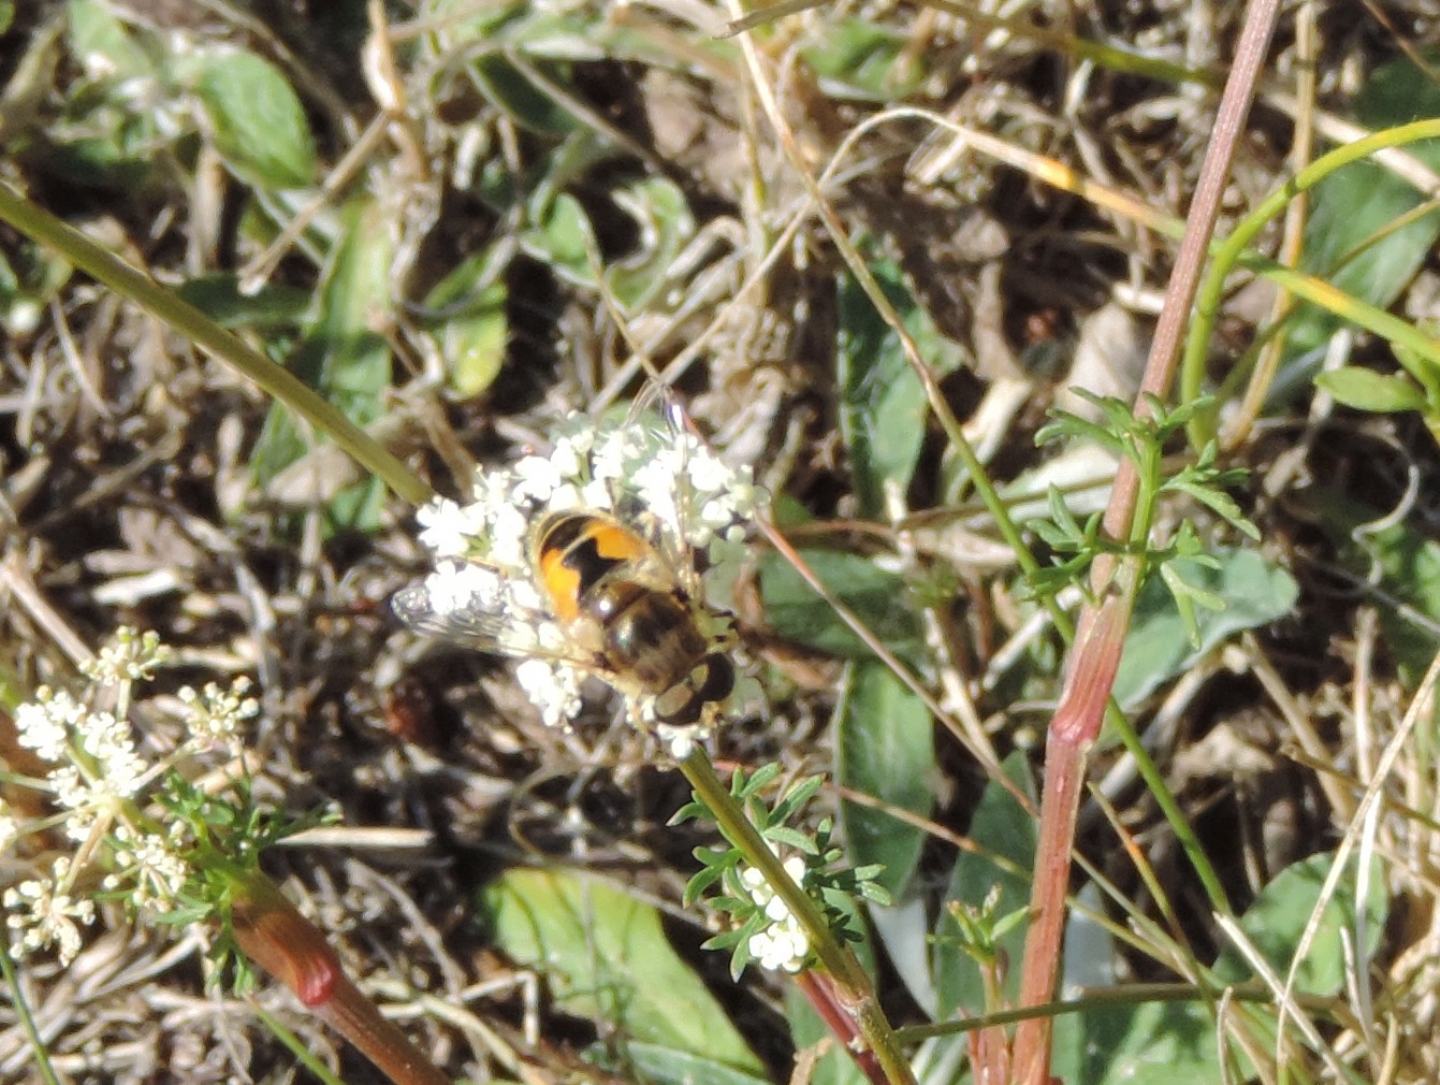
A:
[[938, 887, 1030, 1007], [1029, 391, 1257, 646], [0, 629, 447, 1084], [677, 764, 891, 980]]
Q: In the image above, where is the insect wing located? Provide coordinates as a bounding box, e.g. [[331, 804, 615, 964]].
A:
[[617, 391, 709, 598], [391, 582, 527, 656], [393, 580, 617, 677]]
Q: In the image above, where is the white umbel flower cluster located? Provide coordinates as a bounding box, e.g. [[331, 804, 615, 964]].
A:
[[19, 692, 148, 845], [177, 677, 259, 744], [402, 412, 763, 739], [741, 855, 812, 973], [81, 626, 172, 684], [3, 858, 96, 966], [4, 628, 255, 964]]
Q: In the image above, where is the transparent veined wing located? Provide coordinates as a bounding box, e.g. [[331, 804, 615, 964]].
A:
[[391, 573, 601, 670]]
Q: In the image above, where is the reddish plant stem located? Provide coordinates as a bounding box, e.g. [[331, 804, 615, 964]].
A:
[[229, 871, 450, 1085], [973, 1000, 1011, 1085], [1008, 1, 1282, 1080], [313, 972, 450, 1085], [795, 969, 887, 1085], [1010, 588, 1132, 1085]]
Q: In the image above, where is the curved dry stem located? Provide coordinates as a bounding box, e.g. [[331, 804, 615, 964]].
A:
[[0, 182, 432, 509]]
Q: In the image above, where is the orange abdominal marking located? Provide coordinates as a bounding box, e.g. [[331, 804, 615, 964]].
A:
[[587, 521, 647, 562], [538, 548, 582, 621]]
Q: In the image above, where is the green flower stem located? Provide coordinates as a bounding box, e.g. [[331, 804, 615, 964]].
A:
[[0, 181, 432, 508], [677, 747, 917, 1085], [1182, 118, 1440, 447], [0, 940, 61, 1085], [1085, 462, 1231, 917], [1103, 694, 1230, 914], [1129, 438, 1163, 552]]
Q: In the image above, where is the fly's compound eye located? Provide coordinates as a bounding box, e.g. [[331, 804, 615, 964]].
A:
[[697, 653, 734, 703], [653, 654, 734, 726]]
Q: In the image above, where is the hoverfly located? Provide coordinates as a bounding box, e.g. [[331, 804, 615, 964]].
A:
[[393, 410, 758, 739]]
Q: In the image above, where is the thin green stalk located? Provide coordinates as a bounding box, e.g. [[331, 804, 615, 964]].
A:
[[0, 181, 432, 508], [1236, 254, 1440, 364], [893, 981, 1343, 1043], [1183, 118, 1440, 447], [253, 1004, 348, 1085], [1087, 440, 1232, 919], [1092, 571, 1230, 913], [678, 747, 917, 1085], [0, 939, 61, 1085], [1107, 721, 1229, 910]]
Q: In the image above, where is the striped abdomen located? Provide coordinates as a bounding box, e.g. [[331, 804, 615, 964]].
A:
[[530, 511, 733, 725]]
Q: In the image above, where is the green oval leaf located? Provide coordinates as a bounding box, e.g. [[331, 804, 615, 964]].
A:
[[1215, 851, 1387, 996], [1113, 549, 1298, 709], [480, 868, 763, 1075], [800, 18, 927, 101], [758, 549, 926, 665], [424, 247, 510, 397], [523, 191, 596, 286], [68, 0, 156, 83], [837, 260, 963, 518], [606, 176, 694, 310], [468, 52, 576, 135], [251, 198, 392, 530], [1315, 366, 1428, 413], [1078, 999, 1219, 1085], [835, 662, 934, 899], [190, 47, 316, 188]]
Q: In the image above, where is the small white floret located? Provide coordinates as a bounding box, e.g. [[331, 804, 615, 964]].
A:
[[15, 689, 83, 763], [417, 498, 487, 558], [512, 454, 565, 504], [515, 659, 584, 728], [424, 561, 501, 616]]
